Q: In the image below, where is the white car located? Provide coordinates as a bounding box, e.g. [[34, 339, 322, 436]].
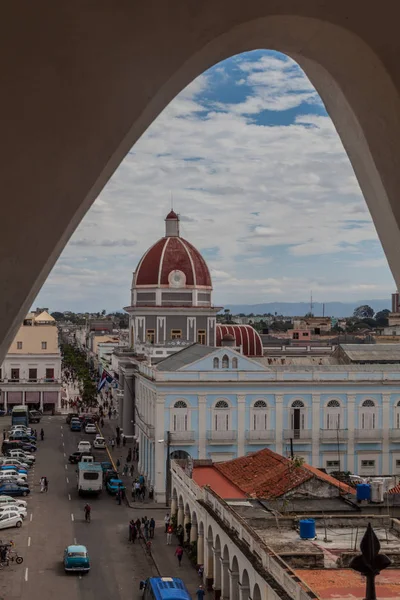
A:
[[93, 436, 106, 449], [0, 496, 27, 509], [8, 450, 35, 464], [10, 427, 33, 435], [0, 510, 23, 529], [0, 458, 29, 470], [84, 424, 97, 434], [78, 441, 91, 452], [0, 504, 27, 519], [0, 471, 27, 485]]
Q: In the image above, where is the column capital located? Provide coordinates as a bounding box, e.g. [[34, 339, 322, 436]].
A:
[[347, 395, 356, 403], [382, 393, 391, 403], [275, 394, 284, 403], [198, 394, 207, 403], [157, 394, 166, 403], [237, 395, 246, 403], [312, 394, 320, 403]]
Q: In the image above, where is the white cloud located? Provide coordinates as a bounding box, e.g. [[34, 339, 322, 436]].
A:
[[34, 51, 394, 311]]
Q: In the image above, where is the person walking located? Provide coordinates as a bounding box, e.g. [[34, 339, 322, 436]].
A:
[[116, 425, 120, 437], [130, 464, 134, 477], [123, 463, 128, 476], [116, 458, 121, 472], [176, 524, 184, 547], [44, 476, 49, 492], [122, 435, 126, 447], [149, 517, 155, 538], [116, 436, 121, 448], [166, 523, 173, 545], [129, 519, 135, 541], [100, 417, 104, 428], [132, 522, 137, 544], [144, 518, 149, 539], [175, 545, 184, 567], [40, 476, 46, 493], [111, 438, 115, 451], [164, 513, 170, 533], [40, 428, 44, 441], [196, 585, 205, 600]]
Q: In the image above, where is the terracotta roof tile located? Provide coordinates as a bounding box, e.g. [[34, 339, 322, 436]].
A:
[[215, 448, 355, 499]]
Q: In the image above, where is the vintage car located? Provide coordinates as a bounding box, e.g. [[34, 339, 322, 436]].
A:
[[106, 478, 125, 495], [63, 544, 90, 573]]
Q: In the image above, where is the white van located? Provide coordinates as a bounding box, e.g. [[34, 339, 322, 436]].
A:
[[78, 441, 91, 453], [77, 462, 102, 495]]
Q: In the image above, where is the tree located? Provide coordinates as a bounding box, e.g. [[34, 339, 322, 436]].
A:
[[51, 311, 64, 321], [353, 305, 374, 319], [375, 309, 390, 327]]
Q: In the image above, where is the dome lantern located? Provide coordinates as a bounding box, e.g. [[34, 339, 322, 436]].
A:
[[165, 210, 179, 237]]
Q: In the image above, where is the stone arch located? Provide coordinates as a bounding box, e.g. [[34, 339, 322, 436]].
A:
[[231, 556, 240, 600], [222, 545, 230, 599], [253, 583, 262, 600], [170, 450, 190, 460], [241, 569, 250, 600]]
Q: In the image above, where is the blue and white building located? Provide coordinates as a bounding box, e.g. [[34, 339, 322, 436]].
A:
[[136, 342, 400, 503]]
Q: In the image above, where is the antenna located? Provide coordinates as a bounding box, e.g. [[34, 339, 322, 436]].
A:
[[310, 291, 314, 315], [170, 190, 173, 211]]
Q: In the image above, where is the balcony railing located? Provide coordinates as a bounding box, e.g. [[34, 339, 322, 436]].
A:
[[245, 430, 275, 443], [390, 429, 400, 440], [169, 431, 196, 444], [283, 429, 312, 441], [320, 429, 348, 442], [354, 428, 383, 441], [0, 378, 61, 385], [207, 430, 237, 443]]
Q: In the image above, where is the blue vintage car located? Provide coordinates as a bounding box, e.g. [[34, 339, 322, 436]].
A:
[[63, 544, 90, 573], [106, 478, 125, 495], [0, 465, 28, 475], [0, 483, 30, 497]]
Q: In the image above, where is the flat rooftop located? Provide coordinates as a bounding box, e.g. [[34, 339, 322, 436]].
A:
[[296, 568, 400, 599]]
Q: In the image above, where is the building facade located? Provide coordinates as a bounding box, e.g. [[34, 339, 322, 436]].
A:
[[134, 344, 400, 502], [0, 310, 62, 412]]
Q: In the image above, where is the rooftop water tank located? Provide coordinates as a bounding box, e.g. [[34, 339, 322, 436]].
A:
[[356, 483, 371, 502], [299, 519, 316, 540], [370, 480, 384, 503]]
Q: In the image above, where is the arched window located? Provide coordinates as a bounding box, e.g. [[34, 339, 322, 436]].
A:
[[232, 357, 238, 369], [360, 399, 376, 429], [171, 399, 189, 432], [214, 400, 230, 431], [213, 357, 219, 369], [222, 355, 229, 369], [326, 399, 341, 429], [291, 400, 305, 433], [251, 400, 268, 431]]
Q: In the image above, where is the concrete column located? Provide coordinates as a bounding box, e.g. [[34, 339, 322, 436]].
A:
[[229, 570, 239, 600], [138, 431, 142, 472], [197, 533, 204, 567], [312, 394, 321, 467], [190, 522, 198, 544], [3, 390, 7, 413], [149, 442, 154, 486], [275, 394, 284, 455], [170, 497, 177, 517], [347, 395, 356, 473], [22, 390, 26, 406], [198, 394, 207, 459], [177, 505, 184, 527], [57, 390, 61, 411], [122, 374, 134, 435], [382, 393, 391, 474], [213, 549, 221, 597], [183, 511, 190, 539], [239, 585, 250, 600], [206, 538, 214, 590], [154, 395, 166, 503], [237, 395, 246, 457], [221, 559, 230, 600], [39, 390, 43, 410], [119, 392, 124, 429]]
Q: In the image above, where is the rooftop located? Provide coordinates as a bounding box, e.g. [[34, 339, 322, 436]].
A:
[[338, 343, 400, 362]]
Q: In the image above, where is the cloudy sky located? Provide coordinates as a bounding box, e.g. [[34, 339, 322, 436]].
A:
[[35, 50, 395, 312]]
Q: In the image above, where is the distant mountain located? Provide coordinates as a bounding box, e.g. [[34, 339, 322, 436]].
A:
[[221, 300, 391, 318]]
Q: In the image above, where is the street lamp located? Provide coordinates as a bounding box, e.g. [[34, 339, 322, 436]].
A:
[[158, 431, 171, 507]]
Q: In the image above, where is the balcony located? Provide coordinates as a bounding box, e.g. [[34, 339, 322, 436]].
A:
[[283, 429, 312, 442], [354, 429, 383, 441], [389, 429, 400, 441], [1, 378, 62, 386], [320, 429, 348, 442], [207, 430, 237, 444], [245, 430, 275, 443], [169, 431, 196, 444]]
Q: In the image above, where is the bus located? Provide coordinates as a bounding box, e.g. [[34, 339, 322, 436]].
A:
[[77, 462, 102, 496], [11, 405, 29, 427], [142, 578, 191, 600]]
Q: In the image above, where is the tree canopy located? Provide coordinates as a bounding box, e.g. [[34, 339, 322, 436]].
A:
[[353, 305, 375, 319]]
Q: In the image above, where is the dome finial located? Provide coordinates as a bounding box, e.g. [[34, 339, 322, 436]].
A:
[[165, 209, 179, 237]]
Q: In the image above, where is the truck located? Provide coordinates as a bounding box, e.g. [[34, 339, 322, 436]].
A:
[[11, 405, 29, 427], [77, 462, 102, 496]]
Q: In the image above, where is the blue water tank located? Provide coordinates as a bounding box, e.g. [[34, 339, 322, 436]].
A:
[[356, 483, 371, 502], [299, 519, 316, 539]]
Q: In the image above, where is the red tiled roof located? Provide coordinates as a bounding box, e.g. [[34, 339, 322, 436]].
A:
[[192, 466, 246, 499], [214, 448, 355, 499]]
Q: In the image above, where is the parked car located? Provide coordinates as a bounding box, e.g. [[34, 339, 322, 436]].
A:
[[0, 483, 30, 497], [8, 450, 35, 464], [0, 465, 28, 477], [0, 504, 27, 520], [0, 458, 29, 470], [0, 495, 27, 509], [63, 544, 90, 573], [0, 509, 23, 529], [78, 441, 91, 453], [8, 433, 36, 444], [0, 410, 6, 417], [93, 436, 106, 449], [29, 410, 41, 423], [100, 461, 113, 473], [84, 424, 97, 435], [106, 478, 125, 495]]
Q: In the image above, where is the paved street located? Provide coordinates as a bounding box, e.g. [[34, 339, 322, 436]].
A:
[[0, 415, 168, 600]]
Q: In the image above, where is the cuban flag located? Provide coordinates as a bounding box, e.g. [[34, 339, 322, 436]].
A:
[[97, 369, 114, 393]]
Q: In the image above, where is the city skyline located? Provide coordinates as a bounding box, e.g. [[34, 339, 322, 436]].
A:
[[34, 50, 395, 312]]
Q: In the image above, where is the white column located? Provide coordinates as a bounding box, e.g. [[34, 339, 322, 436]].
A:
[[213, 548, 221, 591], [154, 394, 166, 503], [3, 390, 7, 413], [39, 390, 43, 410], [198, 394, 207, 459], [22, 390, 26, 406], [221, 558, 230, 600], [347, 395, 356, 473], [229, 569, 239, 600], [275, 394, 284, 455], [312, 394, 321, 467], [382, 393, 390, 474], [57, 390, 61, 411], [239, 584, 250, 600], [138, 431, 143, 472], [177, 505, 184, 527], [237, 395, 246, 457], [190, 522, 198, 544], [197, 532, 204, 566], [171, 496, 177, 517]]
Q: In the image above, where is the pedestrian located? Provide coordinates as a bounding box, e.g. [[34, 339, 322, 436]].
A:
[[108, 409, 112, 419], [144, 519, 149, 539], [176, 524, 184, 547], [116, 489, 121, 505], [2, 429, 6, 441], [123, 463, 128, 476], [139, 474, 145, 485], [185, 520, 192, 542], [100, 418, 104, 428], [164, 513, 170, 533], [40, 476, 46, 493], [130, 464, 134, 477], [196, 585, 205, 600], [149, 486, 154, 500], [40, 428, 44, 441], [175, 545, 184, 567], [116, 458, 121, 471], [129, 519, 134, 541], [132, 523, 137, 544], [116, 426, 120, 437], [149, 517, 155, 538], [127, 448, 132, 463], [135, 481, 141, 501], [44, 476, 49, 492], [122, 435, 126, 447], [111, 438, 115, 451], [116, 436, 120, 448], [166, 523, 173, 545]]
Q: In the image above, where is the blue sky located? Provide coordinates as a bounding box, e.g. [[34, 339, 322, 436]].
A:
[[35, 51, 395, 312]]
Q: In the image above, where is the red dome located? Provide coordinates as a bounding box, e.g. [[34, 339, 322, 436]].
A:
[[166, 210, 178, 220], [135, 236, 212, 287], [216, 324, 263, 357]]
